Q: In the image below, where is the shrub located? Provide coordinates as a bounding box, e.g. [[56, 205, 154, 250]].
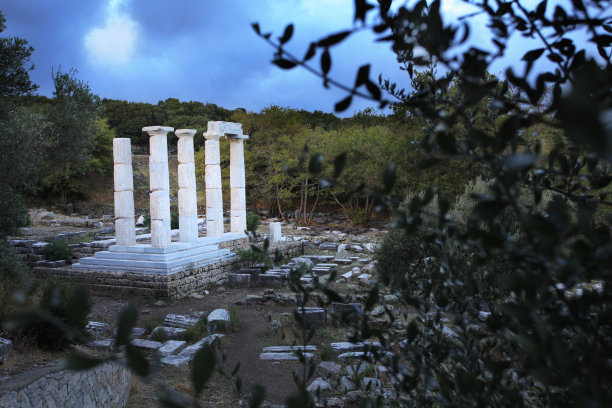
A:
[[0, 241, 30, 316], [41, 239, 73, 263], [0, 185, 29, 236], [180, 316, 208, 343], [143, 212, 179, 230], [171, 211, 179, 230], [374, 228, 427, 289], [21, 281, 92, 350], [320, 344, 334, 361], [246, 211, 261, 232], [150, 327, 167, 342], [236, 247, 273, 271]]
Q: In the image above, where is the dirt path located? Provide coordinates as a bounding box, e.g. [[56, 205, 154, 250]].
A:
[[222, 306, 301, 405]]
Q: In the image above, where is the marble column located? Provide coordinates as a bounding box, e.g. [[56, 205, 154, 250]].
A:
[[143, 126, 174, 248], [113, 138, 136, 247], [203, 128, 224, 237], [176, 129, 198, 243], [229, 136, 248, 233]]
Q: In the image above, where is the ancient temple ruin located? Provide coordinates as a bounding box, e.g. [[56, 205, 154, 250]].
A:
[[72, 122, 249, 274]]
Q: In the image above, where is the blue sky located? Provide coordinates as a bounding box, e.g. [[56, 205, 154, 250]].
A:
[[1, 0, 579, 116]]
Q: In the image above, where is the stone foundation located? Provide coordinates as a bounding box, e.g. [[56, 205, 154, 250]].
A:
[[33, 240, 304, 298], [0, 360, 130, 408]]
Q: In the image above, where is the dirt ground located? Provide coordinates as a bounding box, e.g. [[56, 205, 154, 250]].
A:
[[87, 286, 353, 407]]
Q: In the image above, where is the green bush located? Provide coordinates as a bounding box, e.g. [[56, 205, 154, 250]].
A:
[[320, 344, 334, 361], [171, 211, 179, 230], [42, 239, 73, 263], [180, 316, 208, 343], [142, 212, 179, 230], [21, 281, 92, 350], [0, 241, 30, 316], [150, 327, 167, 342], [0, 185, 29, 236], [374, 228, 428, 289], [236, 247, 273, 271], [246, 211, 261, 232]]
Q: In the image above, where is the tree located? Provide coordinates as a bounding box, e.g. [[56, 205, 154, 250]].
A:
[[43, 69, 101, 208], [0, 10, 43, 236], [255, 0, 612, 406], [0, 11, 37, 102]]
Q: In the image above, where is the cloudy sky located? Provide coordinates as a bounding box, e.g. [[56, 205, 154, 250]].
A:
[[1, 0, 562, 115]]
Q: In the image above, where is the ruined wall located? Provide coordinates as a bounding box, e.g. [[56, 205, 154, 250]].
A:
[[0, 360, 130, 408]]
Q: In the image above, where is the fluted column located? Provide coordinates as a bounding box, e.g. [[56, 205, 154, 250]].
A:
[[230, 136, 248, 233], [176, 129, 198, 243], [143, 126, 174, 248], [113, 138, 136, 246], [203, 128, 224, 237]]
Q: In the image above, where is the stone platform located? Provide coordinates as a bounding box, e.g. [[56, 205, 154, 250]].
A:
[[72, 233, 246, 275]]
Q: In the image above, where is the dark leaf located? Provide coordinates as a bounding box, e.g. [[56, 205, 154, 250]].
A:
[[272, 59, 297, 69], [317, 30, 352, 47], [251, 23, 261, 35], [355, 64, 371, 87], [354, 0, 375, 23], [365, 80, 382, 100], [309, 154, 323, 174], [249, 384, 266, 408], [333, 152, 347, 178], [303, 43, 316, 61], [116, 304, 137, 346], [279, 24, 294, 44], [522, 48, 545, 62], [335, 95, 352, 112], [321, 48, 331, 75], [62, 354, 104, 371], [126, 344, 149, 377], [192, 346, 216, 395], [383, 163, 396, 193], [65, 285, 90, 328], [365, 286, 379, 311]]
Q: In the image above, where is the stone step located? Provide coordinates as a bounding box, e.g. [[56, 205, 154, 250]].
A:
[[262, 345, 317, 352]]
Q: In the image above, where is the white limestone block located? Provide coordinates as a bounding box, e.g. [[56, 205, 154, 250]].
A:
[[115, 218, 136, 246], [207, 218, 223, 237], [230, 188, 246, 210], [269, 222, 282, 243], [229, 139, 245, 164], [149, 161, 170, 192], [178, 163, 196, 190], [178, 189, 197, 215], [113, 138, 132, 164], [229, 165, 246, 188], [158, 340, 187, 357], [208, 308, 230, 323], [205, 188, 223, 209], [231, 216, 247, 233], [149, 134, 169, 161], [151, 219, 171, 248], [150, 190, 170, 220], [205, 165, 222, 188], [204, 140, 220, 164], [114, 191, 135, 219], [113, 163, 134, 192], [179, 215, 199, 242], [176, 129, 196, 163], [205, 209, 218, 221]]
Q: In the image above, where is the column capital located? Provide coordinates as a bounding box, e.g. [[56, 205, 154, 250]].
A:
[[228, 134, 249, 141], [176, 129, 197, 139], [203, 131, 224, 141], [143, 126, 174, 135]]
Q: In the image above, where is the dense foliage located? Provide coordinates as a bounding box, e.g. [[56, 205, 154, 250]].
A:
[[254, 0, 612, 406]]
